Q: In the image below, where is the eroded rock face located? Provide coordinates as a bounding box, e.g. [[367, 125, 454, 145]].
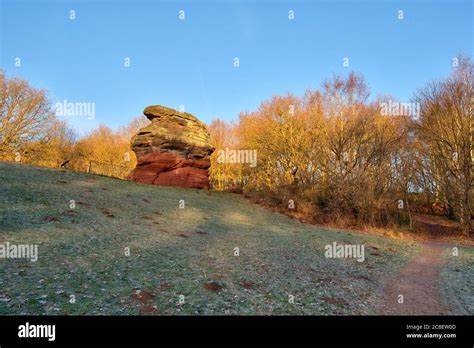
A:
[[129, 105, 214, 188]]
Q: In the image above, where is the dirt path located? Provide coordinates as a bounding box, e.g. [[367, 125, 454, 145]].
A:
[[380, 213, 470, 314], [380, 241, 448, 315]]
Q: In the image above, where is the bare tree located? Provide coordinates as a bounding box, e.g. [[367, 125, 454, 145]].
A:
[[414, 56, 473, 235], [0, 71, 56, 156]]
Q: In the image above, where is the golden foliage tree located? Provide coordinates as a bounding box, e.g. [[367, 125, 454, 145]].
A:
[[209, 73, 414, 227], [0, 70, 58, 159], [414, 56, 473, 235]]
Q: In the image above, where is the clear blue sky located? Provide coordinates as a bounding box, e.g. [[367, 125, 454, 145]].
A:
[[1, 0, 472, 135]]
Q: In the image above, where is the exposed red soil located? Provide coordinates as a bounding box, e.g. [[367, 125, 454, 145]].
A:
[[60, 209, 78, 217], [204, 281, 225, 292], [43, 216, 59, 222], [240, 281, 255, 289], [100, 208, 114, 218], [157, 283, 174, 291], [139, 305, 157, 315], [131, 290, 154, 302]]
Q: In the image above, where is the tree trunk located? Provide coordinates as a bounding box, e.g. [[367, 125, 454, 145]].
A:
[[405, 192, 413, 230], [462, 187, 472, 236]]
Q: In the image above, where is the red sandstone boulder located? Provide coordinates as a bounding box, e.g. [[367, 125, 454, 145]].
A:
[[129, 105, 214, 188]]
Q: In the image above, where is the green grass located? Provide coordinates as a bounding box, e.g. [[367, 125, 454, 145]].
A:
[[440, 246, 474, 315], [0, 161, 422, 315]]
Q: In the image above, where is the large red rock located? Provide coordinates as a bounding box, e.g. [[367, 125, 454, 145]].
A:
[[129, 105, 214, 188]]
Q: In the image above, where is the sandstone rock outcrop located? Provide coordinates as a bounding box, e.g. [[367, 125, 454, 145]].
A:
[[129, 105, 214, 188]]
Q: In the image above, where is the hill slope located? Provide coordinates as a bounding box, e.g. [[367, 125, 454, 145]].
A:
[[0, 161, 429, 315]]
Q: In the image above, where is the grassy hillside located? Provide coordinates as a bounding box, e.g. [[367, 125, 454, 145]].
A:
[[441, 246, 474, 315], [0, 161, 422, 315]]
